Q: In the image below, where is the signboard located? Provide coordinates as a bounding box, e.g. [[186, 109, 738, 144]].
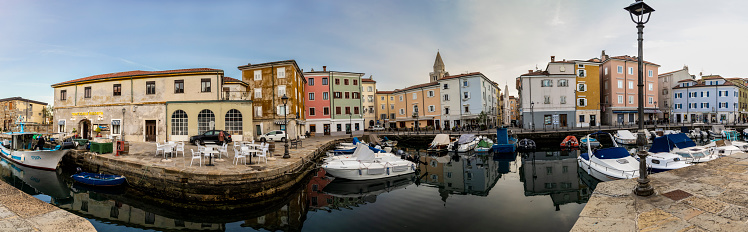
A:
[[72, 112, 103, 116], [553, 114, 560, 125]]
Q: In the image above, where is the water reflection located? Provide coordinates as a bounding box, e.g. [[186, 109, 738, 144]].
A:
[[416, 153, 506, 201], [519, 150, 593, 211]]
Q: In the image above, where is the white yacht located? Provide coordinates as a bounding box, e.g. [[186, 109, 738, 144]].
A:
[[323, 143, 415, 180], [614, 130, 637, 145], [577, 132, 640, 181], [649, 133, 719, 163]]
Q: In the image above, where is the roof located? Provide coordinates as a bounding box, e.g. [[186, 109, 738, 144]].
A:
[[361, 78, 376, 83], [52, 68, 223, 87], [439, 72, 483, 80], [606, 55, 660, 66], [376, 91, 394, 94], [237, 60, 306, 83], [702, 75, 724, 80], [672, 80, 736, 89], [222, 76, 248, 86], [658, 68, 686, 77], [0, 97, 48, 105], [520, 70, 548, 76], [394, 82, 440, 93], [509, 96, 517, 99], [677, 79, 695, 83]]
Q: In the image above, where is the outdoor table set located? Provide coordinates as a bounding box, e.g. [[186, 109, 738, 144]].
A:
[[156, 141, 185, 161], [233, 141, 268, 165]]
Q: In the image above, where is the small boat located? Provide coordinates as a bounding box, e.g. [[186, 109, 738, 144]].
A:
[[649, 133, 719, 163], [517, 138, 536, 151], [577, 132, 640, 181], [474, 137, 493, 152], [743, 128, 748, 137], [690, 128, 704, 139], [491, 128, 516, 153], [644, 152, 692, 174], [71, 171, 127, 186], [580, 137, 601, 148], [323, 143, 416, 180], [428, 134, 452, 152], [710, 125, 725, 138], [449, 134, 479, 152], [0, 123, 72, 171], [705, 139, 743, 156], [614, 130, 637, 145], [560, 135, 579, 148]]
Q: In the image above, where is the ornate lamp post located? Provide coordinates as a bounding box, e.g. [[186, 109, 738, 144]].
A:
[[530, 102, 535, 132], [349, 112, 353, 138], [282, 94, 290, 159], [625, 0, 655, 196]]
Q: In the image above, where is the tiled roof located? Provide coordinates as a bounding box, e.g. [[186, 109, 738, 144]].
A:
[[520, 70, 550, 76], [223, 76, 241, 82], [394, 82, 440, 93], [52, 68, 223, 86], [361, 78, 376, 83], [702, 75, 724, 80], [607, 55, 659, 66], [0, 97, 48, 105], [439, 72, 483, 80], [376, 91, 394, 94], [658, 68, 686, 77], [678, 79, 695, 83], [673, 81, 736, 89], [237, 60, 297, 69]]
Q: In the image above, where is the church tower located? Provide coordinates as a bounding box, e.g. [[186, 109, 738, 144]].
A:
[[429, 51, 449, 83]]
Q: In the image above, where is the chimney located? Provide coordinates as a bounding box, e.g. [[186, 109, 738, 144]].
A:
[[551, 56, 555, 62], [323, 66, 327, 72], [528, 70, 533, 73]]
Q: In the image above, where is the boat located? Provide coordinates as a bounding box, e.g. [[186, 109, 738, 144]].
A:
[[690, 128, 704, 139], [638, 129, 653, 141], [474, 137, 493, 152], [614, 130, 637, 145], [722, 128, 740, 139], [643, 152, 692, 173], [710, 125, 725, 138], [577, 132, 640, 181], [649, 133, 719, 163], [323, 143, 416, 180], [580, 137, 601, 148], [428, 134, 452, 152], [743, 128, 748, 137], [449, 134, 479, 152], [71, 171, 127, 186], [560, 135, 579, 148], [491, 128, 516, 153], [705, 139, 743, 156], [0, 123, 72, 171], [517, 138, 536, 151]]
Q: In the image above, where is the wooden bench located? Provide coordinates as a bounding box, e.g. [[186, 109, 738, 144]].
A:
[[290, 139, 302, 149]]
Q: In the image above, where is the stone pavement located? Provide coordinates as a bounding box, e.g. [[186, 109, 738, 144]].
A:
[[572, 153, 748, 231], [0, 181, 95, 232]]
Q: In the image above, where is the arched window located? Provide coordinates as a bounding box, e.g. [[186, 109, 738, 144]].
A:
[[171, 110, 188, 135], [197, 109, 215, 134], [225, 109, 242, 135]]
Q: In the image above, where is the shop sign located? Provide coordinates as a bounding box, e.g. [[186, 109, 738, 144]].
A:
[[72, 112, 103, 116]]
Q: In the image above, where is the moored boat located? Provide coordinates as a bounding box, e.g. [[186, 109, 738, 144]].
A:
[[580, 137, 600, 148], [491, 128, 516, 153], [449, 134, 479, 152], [323, 143, 416, 180], [0, 131, 71, 171], [614, 130, 637, 145], [649, 133, 719, 163], [577, 132, 640, 181], [560, 135, 579, 148], [474, 137, 493, 152], [428, 134, 452, 152], [71, 171, 127, 186]]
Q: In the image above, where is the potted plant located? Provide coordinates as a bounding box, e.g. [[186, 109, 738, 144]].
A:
[[94, 127, 102, 137]]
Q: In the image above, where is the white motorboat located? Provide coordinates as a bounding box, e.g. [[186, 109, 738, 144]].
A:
[[649, 133, 719, 163], [0, 131, 71, 171], [710, 125, 725, 138], [690, 128, 704, 139], [705, 140, 743, 157], [614, 130, 637, 145], [323, 143, 416, 180], [577, 132, 640, 181], [644, 152, 692, 173], [449, 134, 479, 152], [428, 134, 452, 151]]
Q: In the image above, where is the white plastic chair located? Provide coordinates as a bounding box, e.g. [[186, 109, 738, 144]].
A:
[[155, 142, 165, 157], [190, 149, 201, 167], [234, 147, 246, 165], [255, 143, 269, 164], [203, 146, 214, 161], [218, 144, 229, 159], [175, 142, 185, 157]]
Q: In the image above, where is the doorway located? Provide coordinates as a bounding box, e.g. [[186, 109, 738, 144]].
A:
[[559, 114, 568, 127], [79, 119, 91, 139], [590, 115, 597, 127], [323, 124, 330, 135], [145, 120, 156, 142]]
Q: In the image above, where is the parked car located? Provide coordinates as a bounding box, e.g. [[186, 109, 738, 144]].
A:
[[258, 130, 287, 142], [190, 130, 232, 145], [370, 125, 385, 131]]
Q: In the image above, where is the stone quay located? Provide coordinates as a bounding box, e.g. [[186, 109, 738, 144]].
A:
[[0, 181, 95, 232], [63, 136, 350, 203], [572, 153, 748, 231]]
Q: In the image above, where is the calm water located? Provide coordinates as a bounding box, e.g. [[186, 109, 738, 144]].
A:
[[0, 144, 610, 232]]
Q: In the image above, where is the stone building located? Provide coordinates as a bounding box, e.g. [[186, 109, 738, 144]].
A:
[[239, 60, 306, 139], [0, 97, 49, 132], [51, 68, 253, 142]]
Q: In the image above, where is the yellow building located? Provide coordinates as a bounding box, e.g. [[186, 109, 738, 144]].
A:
[[361, 77, 377, 128], [392, 82, 441, 129], [375, 91, 395, 129], [574, 59, 601, 127], [0, 97, 49, 132]]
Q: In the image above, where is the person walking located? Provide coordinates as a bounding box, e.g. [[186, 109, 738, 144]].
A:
[[218, 130, 225, 145]]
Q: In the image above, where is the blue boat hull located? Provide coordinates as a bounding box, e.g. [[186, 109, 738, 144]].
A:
[[72, 172, 126, 186]]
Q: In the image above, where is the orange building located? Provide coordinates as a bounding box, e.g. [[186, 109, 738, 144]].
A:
[[392, 82, 441, 129]]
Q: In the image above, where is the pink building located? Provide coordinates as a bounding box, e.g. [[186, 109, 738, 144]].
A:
[[599, 51, 660, 125], [304, 70, 332, 136]]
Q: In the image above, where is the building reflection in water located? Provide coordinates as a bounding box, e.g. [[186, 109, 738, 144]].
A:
[[415, 152, 506, 204], [519, 150, 593, 211]]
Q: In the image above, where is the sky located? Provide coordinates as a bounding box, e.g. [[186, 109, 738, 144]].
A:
[[2, 0, 747, 105]]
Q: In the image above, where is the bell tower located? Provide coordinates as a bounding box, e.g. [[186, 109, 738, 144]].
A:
[[429, 51, 449, 83]]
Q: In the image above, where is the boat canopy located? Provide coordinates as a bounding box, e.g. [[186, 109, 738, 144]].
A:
[[593, 147, 631, 159], [354, 143, 376, 162], [616, 130, 636, 139], [680, 126, 689, 133], [477, 139, 491, 148], [712, 125, 725, 132], [353, 137, 361, 145], [457, 134, 476, 144], [649, 133, 696, 153], [431, 134, 451, 146]]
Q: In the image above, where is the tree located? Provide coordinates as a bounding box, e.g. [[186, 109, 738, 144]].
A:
[[43, 105, 54, 124]]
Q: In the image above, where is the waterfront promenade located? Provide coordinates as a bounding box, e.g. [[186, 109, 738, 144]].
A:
[[0, 181, 95, 232], [572, 153, 748, 231]]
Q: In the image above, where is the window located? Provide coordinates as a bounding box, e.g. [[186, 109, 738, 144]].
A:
[[399, 96, 403, 101], [663, 89, 668, 95], [560, 96, 566, 104], [648, 83, 653, 91], [628, 67, 634, 75], [367, 95, 373, 102], [353, 92, 360, 99], [463, 80, 469, 87], [628, 81, 634, 89], [335, 79, 340, 85], [413, 105, 419, 114], [254, 88, 261, 98], [277, 105, 288, 116], [309, 92, 315, 100], [308, 78, 314, 86], [577, 83, 586, 92], [648, 97, 653, 104], [336, 107, 342, 114], [323, 92, 329, 100], [444, 107, 450, 114], [225, 109, 242, 135], [443, 94, 450, 101], [578, 69, 586, 77], [367, 86, 373, 92], [197, 109, 215, 134], [200, 79, 211, 92], [648, 70, 653, 77], [617, 66, 623, 74], [390, 96, 394, 101], [84, 87, 92, 98], [443, 84, 449, 89], [463, 92, 470, 99], [578, 98, 587, 107], [60, 90, 67, 100], [254, 70, 262, 80], [579, 115, 585, 123], [618, 95, 624, 103], [344, 79, 349, 85], [617, 80, 623, 88], [390, 104, 394, 109], [464, 106, 469, 113], [255, 106, 262, 117], [381, 104, 385, 110], [111, 119, 121, 134], [171, 110, 188, 135], [322, 78, 328, 85], [344, 107, 351, 114], [354, 107, 359, 114], [429, 105, 435, 112], [323, 107, 329, 115], [309, 107, 316, 116], [428, 90, 434, 97], [558, 79, 568, 87], [544, 95, 550, 104], [353, 79, 358, 85], [173, 80, 184, 94], [277, 67, 285, 78], [629, 96, 634, 104], [345, 92, 350, 99], [605, 67, 609, 75], [278, 85, 286, 96], [146, 81, 155, 95], [113, 84, 122, 96], [541, 79, 553, 87]]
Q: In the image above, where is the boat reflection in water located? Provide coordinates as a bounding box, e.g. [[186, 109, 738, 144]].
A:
[[519, 150, 594, 211], [0, 158, 72, 203]]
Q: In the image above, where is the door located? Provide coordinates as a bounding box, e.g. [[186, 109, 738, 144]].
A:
[[590, 115, 597, 126], [345, 124, 351, 134], [559, 114, 568, 127], [323, 124, 330, 135], [145, 120, 156, 142]]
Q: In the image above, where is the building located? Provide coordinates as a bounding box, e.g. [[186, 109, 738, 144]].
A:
[[599, 51, 660, 125], [361, 76, 377, 128], [517, 57, 577, 129], [672, 76, 742, 123], [439, 72, 499, 129], [375, 91, 395, 129], [508, 96, 519, 126], [392, 82, 441, 129], [302, 67, 365, 136], [429, 51, 449, 83], [657, 66, 694, 122], [239, 60, 305, 139], [52, 68, 253, 142], [574, 59, 602, 127], [0, 97, 49, 132]]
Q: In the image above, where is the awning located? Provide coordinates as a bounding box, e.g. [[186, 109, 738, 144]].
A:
[[58, 120, 65, 125], [296, 120, 306, 125], [274, 120, 288, 125], [612, 109, 661, 114], [111, 120, 120, 125]]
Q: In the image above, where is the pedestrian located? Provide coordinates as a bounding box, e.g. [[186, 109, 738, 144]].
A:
[[218, 130, 225, 145]]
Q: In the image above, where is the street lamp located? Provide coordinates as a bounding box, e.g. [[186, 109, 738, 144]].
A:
[[530, 102, 535, 132], [281, 94, 290, 159], [348, 112, 353, 138], [626, 0, 655, 197]]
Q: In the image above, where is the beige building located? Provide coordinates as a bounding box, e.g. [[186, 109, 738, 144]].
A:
[[1, 97, 49, 132], [361, 77, 377, 128], [51, 68, 253, 142]]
